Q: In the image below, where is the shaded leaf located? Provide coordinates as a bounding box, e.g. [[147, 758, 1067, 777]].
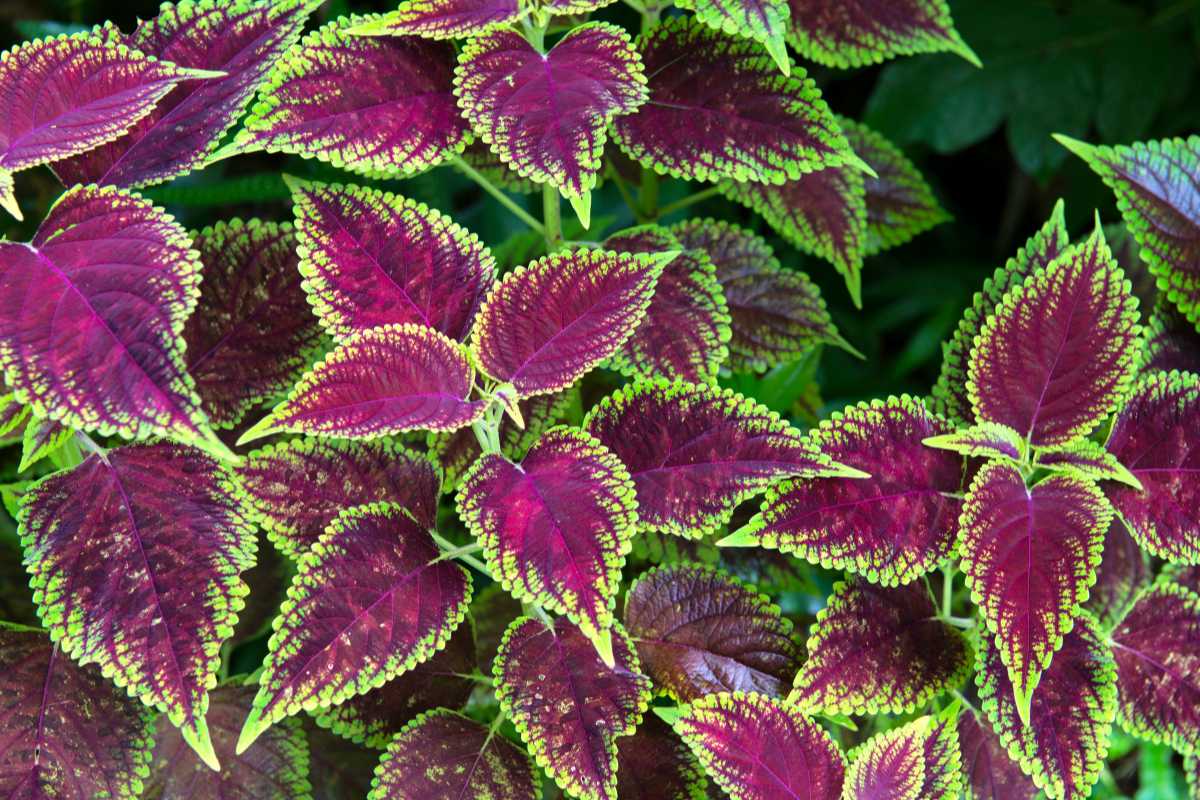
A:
[[1142, 301, 1200, 375], [956, 708, 1037, 800], [1083, 519, 1150, 629], [616, 715, 709, 800], [305, 720, 377, 800]]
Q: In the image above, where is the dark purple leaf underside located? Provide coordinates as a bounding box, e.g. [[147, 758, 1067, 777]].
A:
[[616, 715, 709, 800], [1084, 519, 1150, 628], [1143, 302, 1200, 374], [957, 708, 1037, 800], [305, 720, 377, 800]]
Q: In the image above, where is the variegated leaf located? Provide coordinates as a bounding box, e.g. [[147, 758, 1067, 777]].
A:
[[922, 421, 1024, 462], [345, 0, 520, 40]]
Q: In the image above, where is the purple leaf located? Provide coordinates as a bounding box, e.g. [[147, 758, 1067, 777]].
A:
[[967, 227, 1141, 447], [18, 442, 256, 768], [305, 720, 378, 800], [237, 502, 471, 754], [345, 0, 520, 40], [455, 23, 647, 222], [470, 584, 524, 672], [18, 414, 72, 473], [612, 16, 857, 185], [471, 248, 670, 398], [603, 226, 732, 383], [239, 323, 486, 443], [0, 185, 228, 458], [1084, 520, 1151, 629], [1110, 581, 1200, 755], [724, 396, 963, 586], [494, 616, 651, 800], [672, 0, 790, 73], [1168, 563, 1200, 595], [843, 717, 932, 800], [673, 691, 845, 800], [1143, 302, 1200, 374], [791, 579, 972, 715], [976, 614, 1117, 800], [1033, 439, 1142, 489], [183, 218, 325, 429], [920, 705, 966, 800], [671, 218, 853, 371], [288, 177, 494, 342], [587, 378, 854, 539], [52, 0, 316, 188], [958, 462, 1111, 723], [957, 708, 1037, 800], [0, 625, 155, 800], [616, 715, 710, 800], [1104, 370, 1200, 563], [222, 15, 467, 177], [622, 564, 801, 701], [923, 421, 1024, 462], [0, 381, 31, 438], [784, 0, 978, 69], [458, 427, 636, 663]]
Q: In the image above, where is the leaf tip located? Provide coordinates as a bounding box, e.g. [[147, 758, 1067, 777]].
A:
[[846, 151, 878, 179], [590, 626, 616, 668], [568, 191, 592, 230], [235, 415, 277, 447], [764, 37, 791, 76], [234, 708, 265, 756], [716, 525, 759, 548], [343, 17, 388, 37], [0, 169, 21, 221], [1052, 133, 1096, 162], [653, 705, 685, 726], [182, 718, 221, 772]]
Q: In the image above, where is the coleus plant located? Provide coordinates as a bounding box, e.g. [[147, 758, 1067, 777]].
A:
[[0, 1, 1196, 799]]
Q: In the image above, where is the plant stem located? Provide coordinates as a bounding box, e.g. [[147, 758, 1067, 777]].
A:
[[542, 184, 563, 250], [942, 563, 955, 618], [657, 185, 721, 218], [430, 530, 493, 578], [451, 155, 545, 234], [944, 615, 975, 629]]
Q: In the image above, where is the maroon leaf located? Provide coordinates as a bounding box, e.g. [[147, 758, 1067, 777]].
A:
[[956, 708, 1037, 800], [1143, 302, 1200, 375], [305, 720, 377, 800], [1084, 519, 1151, 628], [616, 715, 709, 800]]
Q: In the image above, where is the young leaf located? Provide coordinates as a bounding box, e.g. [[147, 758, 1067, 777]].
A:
[[586, 378, 854, 539], [18, 415, 72, 472], [470, 248, 670, 398], [1084, 520, 1150, 629], [1142, 301, 1200, 375], [724, 396, 962, 586], [671, 218, 852, 371], [622, 564, 801, 701], [784, 0, 979, 69], [1104, 370, 1200, 563], [976, 614, 1117, 800], [1110, 581, 1200, 755], [967, 228, 1141, 447], [238, 437, 439, 559], [616, 715, 709, 800], [1033, 439, 1142, 489], [221, 15, 467, 176], [238, 502, 471, 754], [494, 616, 652, 800], [956, 708, 1038, 800], [672, 0, 790, 74], [790, 579, 972, 716], [612, 16, 857, 185], [19, 442, 256, 768], [0, 383, 30, 439], [183, 218, 325, 429], [367, 709, 538, 800], [958, 462, 1110, 723], [346, 0, 520, 40], [457, 427, 636, 663], [52, 0, 316, 188], [673, 691, 845, 800], [288, 178, 494, 342], [455, 23, 647, 223], [842, 717, 928, 800], [0, 185, 227, 457], [922, 421, 1024, 462], [0, 624, 155, 800], [239, 323, 486, 443]]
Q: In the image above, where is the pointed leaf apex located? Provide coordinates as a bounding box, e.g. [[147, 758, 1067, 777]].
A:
[[955, 39, 983, 68], [1052, 133, 1098, 161], [765, 37, 791, 76], [832, 333, 866, 360], [235, 706, 265, 756], [495, 385, 525, 429], [590, 626, 616, 668], [182, 718, 222, 772], [569, 191, 592, 230], [847, 151, 878, 179], [180, 67, 229, 81], [205, 140, 243, 167], [0, 168, 21, 221], [342, 18, 389, 36], [716, 524, 760, 548], [280, 173, 311, 194], [236, 415, 278, 447], [653, 705, 685, 726], [1013, 682, 1034, 728]]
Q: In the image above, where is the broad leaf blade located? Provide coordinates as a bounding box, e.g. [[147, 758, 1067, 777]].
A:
[[1033, 439, 1141, 488], [843, 717, 928, 800], [957, 708, 1037, 800], [1084, 519, 1150, 629], [673, 0, 790, 73], [616, 715, 709, 800], [347, 0, 520, 40]]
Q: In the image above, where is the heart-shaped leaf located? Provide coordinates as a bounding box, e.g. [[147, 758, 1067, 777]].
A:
[[183, 218, 325, 429], [613, 16, 855, 185], [495, 616, 651, 800], [239, 323, 486, 443], [791, 579, 972, 715], [724, 396, 962, 586], [0, 185, 227, 457], [967, 228, 1141, 447], [348, 0, 519, 39], [956, 707, 1037, 800], [238, 502, 471, 753], [1142, 302, 1200, 375], [471, 248, 670, 398], [923, 422, 1024, 462], [1084, 520, 1150, 629], [616, 715, 709, 800], [288, 177, 494, 342], [1104, 370, 1200, 563], [0, 624, 155, 799], [18, 442, 255, 768]]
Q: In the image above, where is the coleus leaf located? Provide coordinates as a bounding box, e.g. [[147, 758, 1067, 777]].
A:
[[1104, 370, 1200, 563], [237, 502, 471, 754], [52, 0, 316, 188], [976, 613, 1117, 800], [923, 421, 1024, 462], [612, 16, 858, 185], [622, 564, 801, 701], [367, 708, 538, 800], [958, 461, 1111, 723], [470, 583, 524, 672], [221, 15, 467, 177], [0, 624, 155, 800], [18, 414, 72, 472], [616, 715, 709, 800], [723, 396, 962, 586], [1033, 439, 1142, 489], [471, 248, 671, 398], [454, 23, 647, 224], [790, 579, 972, 715], [1110, 581, 1200, 755], [183, 218, 325, 429], [671, 218, 853, 371], [931, 201, 1069, 424], [18, 442, 256, 768], [586, 378, 854, 539], [239, 323, 486, 444], [956, 708, 1038, 800], [1142, 302, 1200, 374], [672, 690, 845, 800], [346, 0, 520, 40], [784, 0, 979, 69], [143, 685, 310, 800], [494, 616, 651, 800], [603, 226, 731, 383], [842, 717, 929, 800], [0, 185, 228, 458], [0, 381, 30, 438], [919, 704, 966, 800], [1084, 519, 1150, 629], [672, 0, 790, 74], [458, 426, 636, 663], [287, 177, 494, 342], [967, 226, 1141, 447], [305, 720, 377, 800]]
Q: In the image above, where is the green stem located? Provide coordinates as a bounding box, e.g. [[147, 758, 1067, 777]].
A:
[[430, 530, 494, 578], [941, 563, 955, 618], [657, 185, 721, 218], [435, 542, 485, 563], [451, 155, 544, 234], [944, 615, 975, 629], [542, 184, 563, 251]]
